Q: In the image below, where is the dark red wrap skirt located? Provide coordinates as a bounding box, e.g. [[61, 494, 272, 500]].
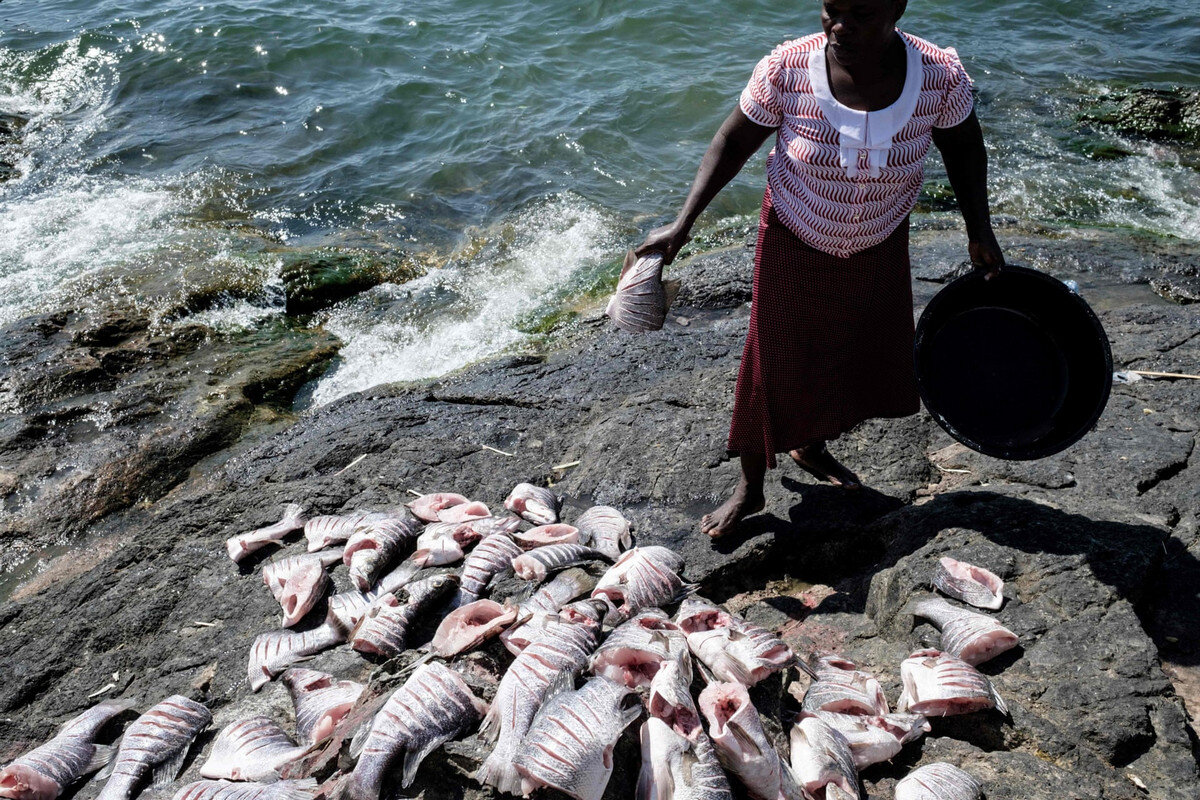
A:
[[726, 190, 920, 467]]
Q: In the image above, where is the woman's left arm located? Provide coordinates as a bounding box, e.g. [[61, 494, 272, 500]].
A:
[[932, 110, 1004, 278]]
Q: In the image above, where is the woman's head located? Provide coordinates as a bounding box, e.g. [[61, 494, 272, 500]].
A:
[[821, 0, 907, 67]]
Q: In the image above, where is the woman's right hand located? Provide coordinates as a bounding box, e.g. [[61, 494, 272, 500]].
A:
[[634, 220, 691, 266]]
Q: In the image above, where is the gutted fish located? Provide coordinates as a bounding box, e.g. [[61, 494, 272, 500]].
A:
[[897, 649, 1008, 717], [199, 717, 307, 782], [437, 500, 491, 524], [932, 557, 1004, 611], [430, 599, 518, 658], [520, 568, 597, 617], [262, 551, 342, 627], [513, 676, 641, 800], [227, 504, 306, 563], [342, 663, 487, 799], [895, 763, 982, 800], [913, 597, 1018, 666], [698, 682, 801, 800], [406, 493, 468, 523], [799, 711, 928, 770], [800, 656, 889, 716], [95, 696, 211, 800], [573, 506, 633, 561], [500, 597, 602, 655], [0, 700, 133, 800], [512, 543, 611, 581], [788, 716, 859, 799], [325, 591, 375, 635], [344, 514, 419, 591], [590, 609, 690, 689], [504, 483, 560, 525], [281, 669, 365, 745], [304, 512, 385, 553], [411, 522, 480, 568], [606, 252, 672, 334], [351, 573, 459, 658], [454, 532, 523, 606], [676, 599, 793, 687], [478, 603, 604, 795], [248, 623, 343, 691], [465, 514, 522, 538], [514, 523, 581, 549], [593, 546, 691, 624], [172, 780, 317, 800]]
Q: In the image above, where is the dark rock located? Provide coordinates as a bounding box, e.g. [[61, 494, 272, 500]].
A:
[[1151, 275, 1200, 305], [1079, 86, 1200, 145], [281, 248, 422, 315]]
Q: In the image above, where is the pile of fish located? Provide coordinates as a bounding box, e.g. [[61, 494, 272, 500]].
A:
[[1, 485, 1019, 800]]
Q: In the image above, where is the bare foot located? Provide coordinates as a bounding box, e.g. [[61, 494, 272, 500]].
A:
[[789, 444, 862, 490], [701, 481, 766, 539]]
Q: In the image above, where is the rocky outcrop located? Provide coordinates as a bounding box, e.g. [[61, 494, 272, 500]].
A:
[[1079, 86, 1200, 145]]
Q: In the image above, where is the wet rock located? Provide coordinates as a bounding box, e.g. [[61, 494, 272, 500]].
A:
[[0, 112, 29, 139], [1079, 86, 1200, 145], [280, 248, 422, 315], [1151, 274, 1200, 305]]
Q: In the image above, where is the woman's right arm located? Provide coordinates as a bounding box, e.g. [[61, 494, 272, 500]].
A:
[[635, 106, 775, 264]]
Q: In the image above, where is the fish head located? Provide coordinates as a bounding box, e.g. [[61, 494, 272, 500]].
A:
[[675, 598, 729, 634], [279, 563, 328, 626], [0, 765, 61, 800], [560, 598, 608, 629], [648, 660, 701, 738]]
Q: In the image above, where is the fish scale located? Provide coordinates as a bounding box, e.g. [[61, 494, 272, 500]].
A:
[[698, 682, 802, 800], [505, 483, 560, 524], [0, 701, 133, 800], [199, 717, 306, 782], [172, 779, 317, 800], [282, 670, 365, 745], [897, 649, 1008, 717], [512, 543, 610, 581], [931, 557, 1004, 610], [593, 546, 690, 624], [454, 532, 523, 605], [676, 598, 792, 686], [590, 609, 689, 689], [788, 716, 859, 799], [351, 574, 458, 658], [638, 659, 732, 800], [800, 711, 929, 770], [572, 506, 632, 561], [801, 656, 889, 716], [344, 515, 419, 591], [248, 624, 343, 691], [95, 696, 211, 800], [304, 512, 383, 553], [895, 762, 982, 800], [913, 597, 1018, 666]]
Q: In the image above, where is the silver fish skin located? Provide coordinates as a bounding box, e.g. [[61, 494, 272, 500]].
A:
[[95, 696, 211, 800], [281, 669, 365, 745], [590, 609, 690, 689], [344, 514, 419, 591], [513, 523, 581, 549], [0, 701, 133, 800], [513, 676, 641, 800], [500, 568, 598, 653], [430, 599, 518, 658], [477, 606, 604, 795], [199, 716, 307, 781], [504, 482, 561, 524], [262, 551, 342, 628], [593, 546, 691, 624], [639, 660, 733, 800], [897, 649, 1008, 717], [913, 597, 1018, 666], [453, 532, 523, 606], [512, 543, 611, 581], [788, 717, 859, 799], [172, 779, 317, 800], [799, 711, 929, 770], [606, 253, 669, 333], [227, 504, 306, 563], [406, 492, 468, 523], [325, 591, 375, 634], [303, 512, 384, 553], [573, 505, 633, 561], [343, 663, 487, 800], [800, 656, 889, 716], [931, 557, 1004, 611], [465, 514, 522, 538], [351, 573, 459, 658], [676, 599, 793, 687], [698, 682, 804, 800], [248, 624, 344, 691], [895, 763, 982, 800]]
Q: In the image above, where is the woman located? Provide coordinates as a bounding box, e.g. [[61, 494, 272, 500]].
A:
[[637, 0, 1005, 538]]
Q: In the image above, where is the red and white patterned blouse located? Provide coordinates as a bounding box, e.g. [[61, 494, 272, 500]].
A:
[[739, 30, 975, 258]]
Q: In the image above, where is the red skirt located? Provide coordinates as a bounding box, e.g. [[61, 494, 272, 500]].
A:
[[727, 190, 920, 468]]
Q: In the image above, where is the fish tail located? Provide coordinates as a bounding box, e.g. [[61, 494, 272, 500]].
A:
[[476, 749, 522, 796]]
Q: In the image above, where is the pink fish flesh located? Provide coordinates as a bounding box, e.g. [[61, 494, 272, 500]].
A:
[[344, 515, 419, 590], [436, 500, 490, 524], [895, 762, 982, 800], [504, 483, 560, 524], [512, 543, 611, 581], [171, 780, 316, 800], [605, 253, 670, 334], [342, 663, 487, 799], [430, 599, 518, 658], [247, 624, 343, 691], [897, 649, 1008, 717], [303, 512, 383, 553], [501, 569, 597, 654], [0, 701, 133, 800], [676, 598, 792, 687], [593, 546, 690, 624], [590, 609, 689, 689], [513, 676, 641, 800], [800, 656, 889, 716], [787, 716, 859, 799], [698, 682, 802, 800], [350, 573, 459, 658], [453, 532, 523, 606], [913, 597, 1018, 666], [227, 504, 306, 563], [799, 711, 929, 770], [281, 669, 365, 745], [199, 717, 307, 782], [262, 551, 342, 627], [95, 696, 211, 800], [406, 493, 468, 523], [411, 524, 467, 568], [513, 523, 581, 549], [931, 557, 1004, 610], [573, 506, 632, 561]]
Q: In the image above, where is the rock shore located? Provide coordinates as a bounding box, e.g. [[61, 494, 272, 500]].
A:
[[1, 221, 1198, 799]]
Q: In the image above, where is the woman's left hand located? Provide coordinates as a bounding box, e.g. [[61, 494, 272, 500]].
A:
[[969, 234, 1004, 281]]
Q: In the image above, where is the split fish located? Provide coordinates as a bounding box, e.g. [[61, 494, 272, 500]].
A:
[[519, 567, 597, 617], [436, 500, 491, 524], [605, 252, 675, 334], [325, 591, 375, 634], [304, 512, 386, 553], [453, 532, 523, 607], [800, 656, 889, 716], [406, 493, 468, 523], [895, 763, 982, 800], [593, 546, 691, 624], [172, 780, 317, 800], [429, 599, 518, 658], [590, 609, 690, 689], [344, 514, 419, 591], [513, 523, 581, 549], [0, 700, 133, 800], [897, 649, 1008, 717], [477, 602, 604, 795], [573, 505, 633, 561], [501, 583, 601, 655], [351, 573, 459, 658], [676, 599, 793, 687], [281, 669, 365, 745], [411, 522, 480, 568], [513, 676, 641, 800], [504, 483, 560, 525], [799, 711, 928, 770], [698, 682, 803, 800], [342, 663, 487, 800], [247, 623, 343, 691], [227, 504, 306, 563], [913, 597, 1018, 666], [465, 514, 522, 538], [95, 696, 211, 800], [262, 551, 343, 627], [931, 557, 1004, 611], [788, 716, 859, 799], [511, 543, 611, 581], [199, 717, 307, 782]]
